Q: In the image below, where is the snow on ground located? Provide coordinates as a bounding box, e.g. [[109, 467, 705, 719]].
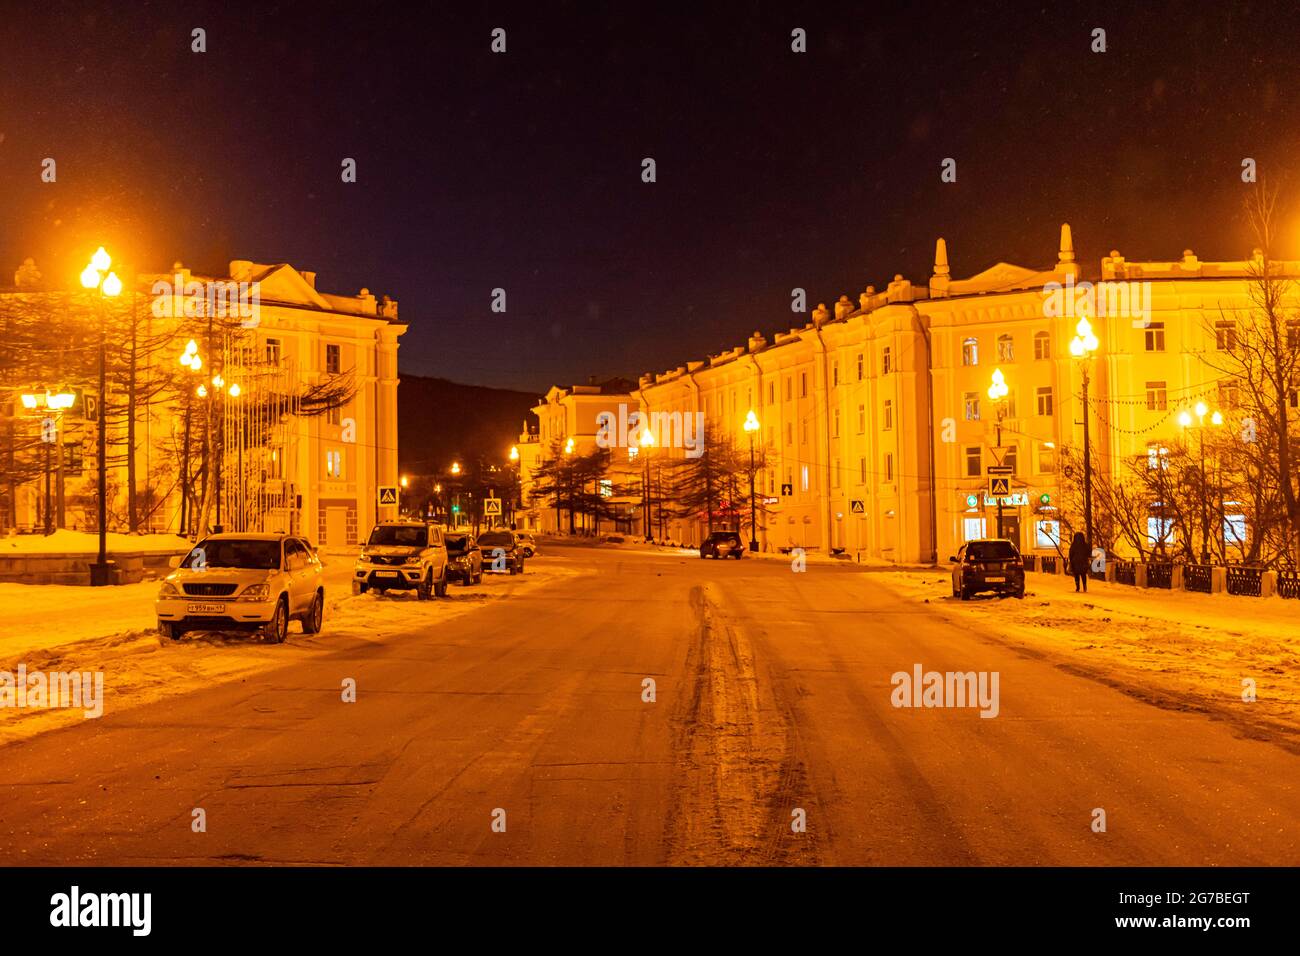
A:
[[0, 529, 191, 554], [873, 566, 1300, 743], [0, 556, 577, 747]]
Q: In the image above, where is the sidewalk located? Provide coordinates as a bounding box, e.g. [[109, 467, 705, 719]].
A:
[[874, 566, 1300, 743]]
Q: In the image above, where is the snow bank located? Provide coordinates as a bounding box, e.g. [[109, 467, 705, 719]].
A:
[[0, 530, 191, 555]]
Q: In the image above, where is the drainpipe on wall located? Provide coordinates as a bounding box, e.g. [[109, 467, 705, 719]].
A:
[[917, 313, 938, 565], [813, 326, 835, 555]]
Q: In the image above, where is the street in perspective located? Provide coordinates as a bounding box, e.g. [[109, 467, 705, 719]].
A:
[[0, 0, 1295, 941]]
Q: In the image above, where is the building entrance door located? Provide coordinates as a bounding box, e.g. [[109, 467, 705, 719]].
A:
[[1001, 514, 1021, 550], [325, 506, 348, 547]]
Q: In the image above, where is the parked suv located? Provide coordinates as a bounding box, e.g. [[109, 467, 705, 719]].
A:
[[949, 538, 1026, 599], [445, 532, 483, 585], [354, 521, 448, 598], [516, 532, 538, 558], [700, 530, 744, 559], [155, 533, 324, 643], [477, 530, 525, 574]]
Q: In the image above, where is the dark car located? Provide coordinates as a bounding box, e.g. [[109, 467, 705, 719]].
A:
[[700, 530, 744, 559], [446, 532, 483, 585], [478, 530, 525, 574], [949, 538, 1025, 599]]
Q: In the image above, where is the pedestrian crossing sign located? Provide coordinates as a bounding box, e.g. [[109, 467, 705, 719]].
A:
[[850, 500, 865, 514], [484, 498, 502, 516], [377, 485, 398, 506], [988, 477, 1011, 497]]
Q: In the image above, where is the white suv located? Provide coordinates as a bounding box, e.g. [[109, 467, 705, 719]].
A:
[[353, 521, 449, 598], [156, 533, 324, 643]]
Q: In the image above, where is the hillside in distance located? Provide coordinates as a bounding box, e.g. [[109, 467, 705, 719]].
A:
[[397, 374, 539, 475]]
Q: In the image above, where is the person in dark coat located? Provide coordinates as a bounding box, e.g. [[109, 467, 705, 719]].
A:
[[1068, 531, 1091, 592]]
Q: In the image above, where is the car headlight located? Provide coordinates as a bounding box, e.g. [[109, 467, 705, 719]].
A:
[[158, 581, 179, 598], [238, 582, 271, 602], [404, 555, 423, 566]]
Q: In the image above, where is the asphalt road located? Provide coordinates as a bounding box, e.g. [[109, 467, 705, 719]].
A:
[[1, 544, 1297, 865]]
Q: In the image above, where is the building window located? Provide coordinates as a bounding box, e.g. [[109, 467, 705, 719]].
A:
[[1224, 514, 1248, 549], [1147, 444, 1170, 470], [832, 361, 839, 388], [883, 453, 894, 482], [327, 404, 341, 426], [800, 421, 808, 445], [1147, 516, 1174, 548], [882, 347, 892, 375], [266, 338, 281, 365], [800, 372, 808, 397], [1217, 382, 1239, 409], [767, 381, 775, 405], [785, 422, 793, 445], [997, 334, 1014, 362], [1037, 444, 1056, 473], [962, 337, 979, 366], [326, 343, 340, 374], [801, 465, 810, 492], [785, 377, 792, 402], [325, 449, 342, 479], [857, 403, 866, 433], [832, 409, 840, 438], [1036, 386, 1054, 417], [1033, 331, 1050, 360], [859, 457, 867, 483], [963, 392, 980, 421], [965, 446, 981, 477], [598, 478, 613, 498], [1035, 520, 1060, 549], [1215, 321, 1237, 351], [1144, 321, 1166, 352], [856, 353, 864, 380], [963, 517, 987, 542], [883, 400, 893, 430], [1145, 381, 1167, 411]]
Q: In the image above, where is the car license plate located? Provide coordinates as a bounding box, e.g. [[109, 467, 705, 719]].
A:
[[186, 603, 225, 614], [985, 576, 1004, 583], [375, 570, 398, 578]]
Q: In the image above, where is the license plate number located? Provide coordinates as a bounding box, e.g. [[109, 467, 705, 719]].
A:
[[985, 576, 1004, 583], [187, 603, 225, 614], [375, 570, 398, 578]]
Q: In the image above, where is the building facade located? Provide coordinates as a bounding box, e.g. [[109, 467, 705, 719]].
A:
[[527, 225, 1300, 563], [1, 259, 406, 547]]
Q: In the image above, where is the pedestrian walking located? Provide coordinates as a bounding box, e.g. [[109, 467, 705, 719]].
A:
[[1068, 531, 1091, 592]]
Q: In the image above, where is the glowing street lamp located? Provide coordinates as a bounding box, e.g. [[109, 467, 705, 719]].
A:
[[986, 369, 1012, 539], [1069, 316, 1099, 548], [1180, 402, 1224, 562], [81, 246, 122, 585], [743, 410, 761, 551]]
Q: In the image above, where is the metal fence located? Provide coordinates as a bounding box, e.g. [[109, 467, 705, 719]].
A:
[[1225, 566, 1263, 597], [1039, 555, 1058, 574], [1147, 562, 1173, 589], [1184, 563, 1213, 593], [1278, 571, 1300, 600], [1114, 560, 1137, 586]]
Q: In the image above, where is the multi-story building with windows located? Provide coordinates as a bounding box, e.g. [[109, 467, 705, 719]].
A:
[[528, 225, 1300, 563]]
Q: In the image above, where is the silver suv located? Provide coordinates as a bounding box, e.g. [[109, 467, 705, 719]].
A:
[[354, 521, 449, 598]]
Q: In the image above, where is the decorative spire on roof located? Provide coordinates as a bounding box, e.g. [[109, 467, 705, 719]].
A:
[[933, 238, 950, 278], [1058, 223, 1075, 264]]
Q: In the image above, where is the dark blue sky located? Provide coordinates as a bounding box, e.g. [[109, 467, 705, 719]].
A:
[[4, 1, 1300, 390]]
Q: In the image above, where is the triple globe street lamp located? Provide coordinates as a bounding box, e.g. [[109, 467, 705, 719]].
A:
[[743, 409, 761, 551], [79, 247, 121, 586], [1068, 315, 1100, 548], [1178, 401, 1224, 563]]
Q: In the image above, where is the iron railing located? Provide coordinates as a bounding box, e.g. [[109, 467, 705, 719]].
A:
[[1115, 560, 1137, 586], [1147, 562, 1173, 589], [1184, 563, 1213, 593], [1226, 566, 1263, 597]]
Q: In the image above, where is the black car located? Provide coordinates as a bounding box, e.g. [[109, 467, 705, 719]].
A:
[[700, 530, 744, 559], [478, 530, 525, 574], [445, 533, 483, 585], [949, 538, 1025, 599]]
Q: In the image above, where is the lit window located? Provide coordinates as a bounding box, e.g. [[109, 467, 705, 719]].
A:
[[964, 392, 980, 421], [801, 465, 810, 492], [326, 343, 341, 374], [997, 334, 1014, 362], [1036, 386, 1053, 416], [325, 449, 342, 478], [1147, 515, 1174, 547], [1035, 520, 1059, 549], [963, 517, 987, 541], [1145, 381, 1167, 411], [962, 338, 979, 366], [598, 479, 613, 498], [1146, 445, 1169, 470], [1224, 514, 1248, 548]]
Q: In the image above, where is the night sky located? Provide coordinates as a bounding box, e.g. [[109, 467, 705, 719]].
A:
[[4, 1, 1300, 391]]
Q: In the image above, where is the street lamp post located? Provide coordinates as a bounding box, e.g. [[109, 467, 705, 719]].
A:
[[1179, 403, 1223, 563], [80, 248, 121, 586], [638, 426, 655, 542], [743, 409, 760, 551], [1069, 316, 1100, 549], [508, 445, 520, 529], [986, 369, 1009, 539], [178, 340, 202, 536]]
